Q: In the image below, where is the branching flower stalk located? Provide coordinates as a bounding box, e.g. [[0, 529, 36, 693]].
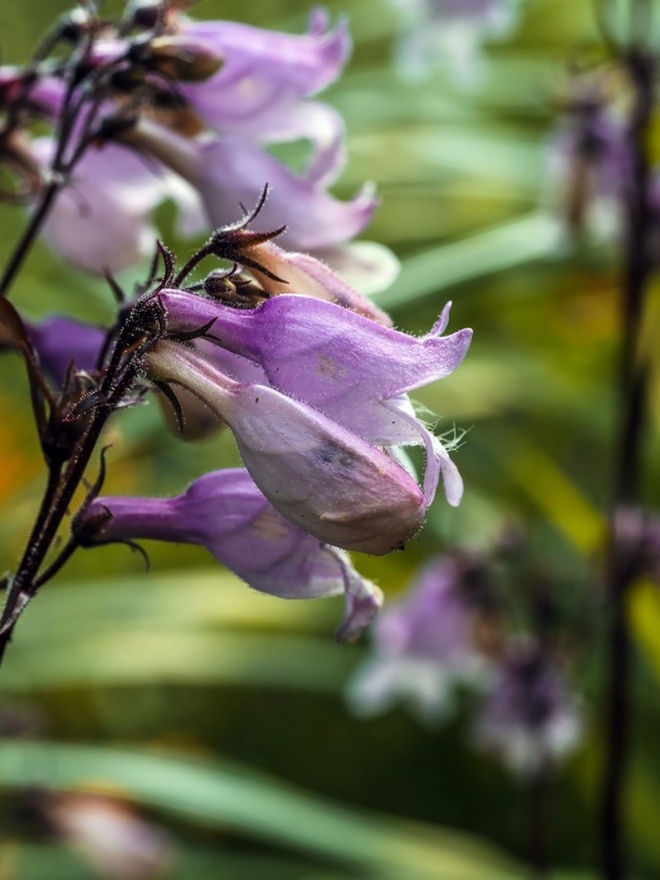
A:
[[0, 1, 471, 664], [0, 294, 160, 662]]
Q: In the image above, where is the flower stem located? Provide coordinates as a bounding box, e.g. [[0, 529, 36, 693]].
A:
[[0, 180, 61, 296], [527, 765, 549, 880], [0, 344, 143, 664], [600, 47, 654, 880]]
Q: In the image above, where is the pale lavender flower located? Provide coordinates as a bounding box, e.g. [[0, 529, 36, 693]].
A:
[[78, 468, 382, 639], [146, 339, 428, 555], [30, 137, 202, 275], [159, 285, 471, 506], [126, 120, 377, 255], [347, 555, 491, 722], [177, 9, 350, 153], [391, 0, 517, 81], [27, 316, 105, 387], [473, 639, 582, 776]]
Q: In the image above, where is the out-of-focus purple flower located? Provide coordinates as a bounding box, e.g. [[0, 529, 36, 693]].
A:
[[547, 94, 631, 244], [473, 639, 582, 776], [177, 9, 350, 151], [391, 0, 517, 81], [27, 316, 105, 388], [159, 287, 470, 506], [126, 120, 377, 255], [78, 468, 382, 639], [347, 555, 493, 722], [41, 791, 173, 880], [146, 340, 428, 555], [30, 137, 202, 275]]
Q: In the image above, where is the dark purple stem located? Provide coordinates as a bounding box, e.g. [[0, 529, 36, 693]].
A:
[[600, 47, 654, 880], [527, 764, 549, 880], [0, 180, 62, 295], [0, 344, 143, 664]]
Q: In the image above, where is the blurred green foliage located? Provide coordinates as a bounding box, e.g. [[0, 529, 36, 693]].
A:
[[1, 0, 660, 878]]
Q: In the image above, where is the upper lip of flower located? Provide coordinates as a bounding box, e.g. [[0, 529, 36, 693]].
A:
[[157, 285, 471, 507]]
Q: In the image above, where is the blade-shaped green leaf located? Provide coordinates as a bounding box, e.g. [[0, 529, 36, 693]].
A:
[[0, 740, 521, 880], [377, 213, 561, 310]]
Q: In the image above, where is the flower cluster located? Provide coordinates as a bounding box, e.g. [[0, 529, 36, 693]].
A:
[[70, 222, 471, 638], [1, 1, 395, 288], [0, 1, 471, 648], [347, 550, 582, 776]]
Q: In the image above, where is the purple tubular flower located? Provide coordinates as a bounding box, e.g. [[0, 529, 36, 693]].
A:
[[195, 134, 376, 252], [30, 137, 202, 275], [347, 556, 488, 721], [146, 341, 427, 555], [27, 317, 105, 387], [127, 121, 376, 254], [473, 639, 582, 776], [124, 113, 377, 257], [79, 469, 383, 639], [178, 9, 350, 146], [159, 290, 471, 505]]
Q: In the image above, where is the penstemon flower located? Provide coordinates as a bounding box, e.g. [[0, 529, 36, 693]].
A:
[[76, 468, 383, 640], [157, 286, 470, 505], [10, 2, 387, 284], [29, 137, 201, 276]]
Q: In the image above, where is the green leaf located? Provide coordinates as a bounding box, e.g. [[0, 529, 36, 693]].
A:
[[377, 213, 560, 310], [0, 740, 521, 880], [5, 629, 355, 692]]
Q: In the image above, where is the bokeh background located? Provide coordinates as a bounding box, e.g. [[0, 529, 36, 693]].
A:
[[1, 0, 660, 877]]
